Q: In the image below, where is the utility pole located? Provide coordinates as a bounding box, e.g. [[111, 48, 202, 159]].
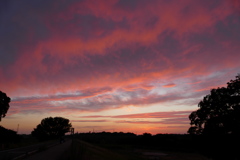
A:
[[17, 124, 19, 133]]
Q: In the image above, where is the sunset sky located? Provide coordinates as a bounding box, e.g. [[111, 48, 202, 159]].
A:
[[1, 0, 240, 135]]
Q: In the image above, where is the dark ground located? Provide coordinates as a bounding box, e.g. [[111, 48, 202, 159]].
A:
[[22, 140, 71, 160]]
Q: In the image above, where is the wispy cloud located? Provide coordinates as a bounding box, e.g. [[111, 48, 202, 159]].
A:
[[72, 120, 109, 123], [115, 118, 188, 125], [80, 110, 190, 119]]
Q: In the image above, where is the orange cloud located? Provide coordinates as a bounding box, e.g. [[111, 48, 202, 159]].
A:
[[163, 83, 176, 88]]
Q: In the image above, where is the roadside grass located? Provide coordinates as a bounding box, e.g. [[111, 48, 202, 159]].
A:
[[163, 151, 211, 160], [1, 136, 38, 150], [67, 139, 145, 160], [99, 143, 210, 160], [1, 135, 58, 151], [59, 139, 210, 160]]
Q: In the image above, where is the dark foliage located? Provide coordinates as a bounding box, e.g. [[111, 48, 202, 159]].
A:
[[75, 132, 193, 152], [76, 131, 137, 145], [188, 74, 240, 135], [191, 134, 240, 160], [31, 117, 72, 141], [188, 74, 240, 160], [0, 91, 11, 121], [0, 125, 20, 146], [76, 132, 239, 159]]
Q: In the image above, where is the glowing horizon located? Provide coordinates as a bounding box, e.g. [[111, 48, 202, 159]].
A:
[[1, 0, 240, 135]]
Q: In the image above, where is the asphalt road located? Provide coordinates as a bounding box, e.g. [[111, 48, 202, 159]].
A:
[[23, 140, 71, 160], [0, 140, 59, 160]]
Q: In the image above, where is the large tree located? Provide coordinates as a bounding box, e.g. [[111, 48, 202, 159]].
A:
[[32, 117, 72, 140], [188, 74, 240, 135], [0, 91, 11, 121]]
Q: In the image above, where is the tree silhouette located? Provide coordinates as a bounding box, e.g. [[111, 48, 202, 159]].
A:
[[31, 117, 72, 140], [0, 91, 11, 121], [188, 74, 240, 135], [188, 75, 240, 159]]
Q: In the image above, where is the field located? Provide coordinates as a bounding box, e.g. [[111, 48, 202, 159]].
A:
[[60, 132, 211, 160], [68, 140, 210, 160]]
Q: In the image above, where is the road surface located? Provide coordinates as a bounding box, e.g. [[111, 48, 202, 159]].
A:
[[23, 140, 71, 160], [0, 140, 59, 160]]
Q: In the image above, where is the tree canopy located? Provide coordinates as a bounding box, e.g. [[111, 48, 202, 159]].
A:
[[31, 117, 72, 140], [188, 74, 240, 135], [0, 91, 11, 121]]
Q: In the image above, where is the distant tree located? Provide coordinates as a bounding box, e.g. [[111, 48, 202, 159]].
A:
[[31, 117, 72, 140], [188, 74, 240, 135], [142, 132, 152, 137], [0, 91, 11, 121]]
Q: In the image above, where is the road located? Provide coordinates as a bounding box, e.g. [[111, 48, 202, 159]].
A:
[[0, 140, 59, 160], [22, 140, 71, 160]]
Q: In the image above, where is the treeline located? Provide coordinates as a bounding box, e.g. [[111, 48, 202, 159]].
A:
[[75, 132, 240, 159], [0, 126, 42, 150], [0, 125, 21, 149], [74, 132, 194, 152]]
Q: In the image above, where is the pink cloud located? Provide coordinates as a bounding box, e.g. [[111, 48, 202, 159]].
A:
[[115, 117, 188, 125], [72, 120, 109, 123], [8, 87, 188, 115], [81, 110, 191, 119]]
